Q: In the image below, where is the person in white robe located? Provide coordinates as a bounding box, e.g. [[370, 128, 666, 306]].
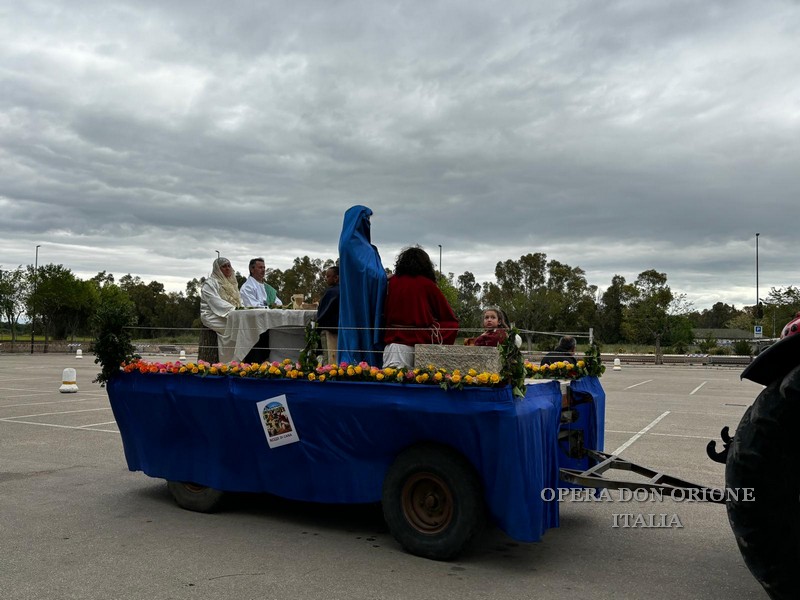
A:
[[200, 257, 242, 334]]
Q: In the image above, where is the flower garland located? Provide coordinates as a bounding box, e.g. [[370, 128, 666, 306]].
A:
[[121, 350, 599, 392], [121, 358, 510, 390], [523, 343, 606, 379]]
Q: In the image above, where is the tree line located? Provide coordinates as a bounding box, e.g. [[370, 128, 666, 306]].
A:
[[2, 253, 798, 353]]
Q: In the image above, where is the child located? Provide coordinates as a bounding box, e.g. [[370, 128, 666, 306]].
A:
[[466, 307, 509, 347]]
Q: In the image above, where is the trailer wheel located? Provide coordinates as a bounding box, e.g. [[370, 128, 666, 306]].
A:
[[726, 372, 800, 600], [382, 443, 486, 560], [166, 481, 225, 513]]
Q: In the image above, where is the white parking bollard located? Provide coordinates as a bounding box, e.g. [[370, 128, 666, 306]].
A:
[[179, 350, 186, 361], [76, 348, 83, 359], [60, 368, 79, 393], [613, 358, 622, 371]]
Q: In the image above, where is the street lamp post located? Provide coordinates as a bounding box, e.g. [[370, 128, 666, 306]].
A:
[[755, 233, 760, 320], [438, 244, 442, 275], [30, 244, 40, 354]]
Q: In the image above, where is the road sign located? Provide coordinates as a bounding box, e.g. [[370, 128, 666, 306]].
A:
[[754, 326, 763, 338]]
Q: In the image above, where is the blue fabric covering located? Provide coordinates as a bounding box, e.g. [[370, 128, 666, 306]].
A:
[[107, 374, 575, 542], [559, 376, 606, 478], [337, 205, 388, 366]]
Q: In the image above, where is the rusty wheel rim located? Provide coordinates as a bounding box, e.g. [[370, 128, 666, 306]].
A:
[[182, 482, 208, 493], [401, 472, 454, 534]]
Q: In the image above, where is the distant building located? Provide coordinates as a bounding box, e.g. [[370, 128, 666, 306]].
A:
[[692, 328, 753, 346]]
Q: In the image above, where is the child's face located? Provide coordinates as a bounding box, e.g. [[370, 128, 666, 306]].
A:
[[483, 311, 500, 329]]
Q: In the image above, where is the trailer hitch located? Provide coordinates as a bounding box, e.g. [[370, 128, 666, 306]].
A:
[[559, 450, 727, 503], [705, 426, 734, 464]]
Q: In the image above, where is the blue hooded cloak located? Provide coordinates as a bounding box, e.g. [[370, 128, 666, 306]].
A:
[[337, 205, 388, 366]]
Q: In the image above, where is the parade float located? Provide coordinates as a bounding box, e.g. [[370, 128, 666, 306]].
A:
[[97, 303, 613, 560]]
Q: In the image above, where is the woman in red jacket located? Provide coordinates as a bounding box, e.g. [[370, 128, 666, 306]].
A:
[[383, 246, 459, 369]]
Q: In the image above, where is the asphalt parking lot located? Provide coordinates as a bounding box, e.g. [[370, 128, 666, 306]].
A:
[[0, 353, 766, 600]]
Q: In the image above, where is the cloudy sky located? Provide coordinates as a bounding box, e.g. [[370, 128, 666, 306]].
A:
[[2, 0, 798, 310]]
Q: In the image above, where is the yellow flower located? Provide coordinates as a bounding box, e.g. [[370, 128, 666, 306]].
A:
[[308, 373, 316, 381], [549, 363, 558, 371], [191, 367, 199, 374], [220, 365, 229, 373], [427, 363, 435, 370], [354, 366, 362, 375], [451, 374, 461, 384], [179, 366, 187, 374], [383, 367, 395, 376], [464, 375, 474, 384], [468, 368, 477, 377], [477, 372, 489, 384], [283, 358, 292, 365], [259, 364, 268, 373], [577, 360, 585, 368], [490, 373, 501, 384], [531, 365, 540, 372], [452, 369, 461, 376], [319, 374, 326, 382], [210, 367, 218, 375], [186, 363, 196, 370], [376, 373, 385, 381], [347, 367, 355, 376], [433, 372, 443, 382], [239, 370, 246, 377]]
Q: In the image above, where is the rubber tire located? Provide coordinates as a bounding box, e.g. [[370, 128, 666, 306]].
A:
[[726, 367, 800, 600], [382, 443, 486, 561], [166, 480, 225, 513]]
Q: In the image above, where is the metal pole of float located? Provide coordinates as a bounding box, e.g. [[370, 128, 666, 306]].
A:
[[438, 244, 442, 274]]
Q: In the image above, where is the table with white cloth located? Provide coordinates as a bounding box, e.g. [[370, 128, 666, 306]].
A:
[[218, 309, 317, 363]]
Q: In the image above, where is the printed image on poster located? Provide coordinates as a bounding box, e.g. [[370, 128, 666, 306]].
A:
[[256, 395, 300, 448]]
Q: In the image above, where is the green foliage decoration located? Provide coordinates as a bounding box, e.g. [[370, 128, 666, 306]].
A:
[[92, 290, 138, 386], [583, 342, 606, 377], [298, 321, 322, 373], [499, 327, 526, 398]]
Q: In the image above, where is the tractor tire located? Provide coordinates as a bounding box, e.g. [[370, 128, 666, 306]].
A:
[[382, 443, 486, 561], [726, 367, 800, 600], [166, 480, 225, 513]]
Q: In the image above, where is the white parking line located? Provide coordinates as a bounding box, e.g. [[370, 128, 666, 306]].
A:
[[690, 381, 707, 395], [0, 418, 118, 433], [1, 407, 111, 420], [624, 379, 653, 390], [0, 398, 97, 408], [76, 421, 118, 428], [611, 411, 671, 455]]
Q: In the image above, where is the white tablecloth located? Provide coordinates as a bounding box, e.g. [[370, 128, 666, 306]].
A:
[[219, 309, 317, 363]]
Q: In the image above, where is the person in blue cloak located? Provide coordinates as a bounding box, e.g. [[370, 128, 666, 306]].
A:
[[337, 205, 388, 366]]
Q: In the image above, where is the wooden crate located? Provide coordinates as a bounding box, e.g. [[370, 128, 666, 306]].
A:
[[414, 344, 501, 373]]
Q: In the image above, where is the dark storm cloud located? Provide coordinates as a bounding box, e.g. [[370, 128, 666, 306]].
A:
[[1, 0, 798, 308]]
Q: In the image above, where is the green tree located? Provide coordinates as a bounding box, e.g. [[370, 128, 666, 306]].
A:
[[763, 286, 800, 337], [622, 269, 674, 363], [119, 275, 168, 336], [455, 271, 482, 334], [26, 263, 86, 346], [0, 266, 26, 340], [597, 275, 634, 344]]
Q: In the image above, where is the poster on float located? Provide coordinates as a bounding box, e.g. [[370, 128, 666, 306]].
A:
[[256, 395, 300, 448]]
